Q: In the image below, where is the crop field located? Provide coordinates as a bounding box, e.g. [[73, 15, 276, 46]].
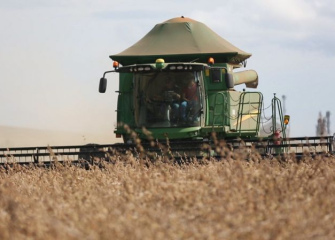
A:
[[0, 154, 335, 239]]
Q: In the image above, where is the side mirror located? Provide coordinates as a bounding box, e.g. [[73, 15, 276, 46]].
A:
[[225, 73, 234, 89], [99, 78, 107, 93]]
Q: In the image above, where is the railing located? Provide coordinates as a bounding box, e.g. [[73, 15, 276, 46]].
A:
[[225, 136, 334, 157], [0, 144, 126, 164], [0, 136, 333, 164]]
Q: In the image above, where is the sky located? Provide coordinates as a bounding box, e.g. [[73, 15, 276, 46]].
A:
[[1, 0, 335, 146]]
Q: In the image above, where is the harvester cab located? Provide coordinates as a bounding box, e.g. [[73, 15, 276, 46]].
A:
[[100, 57, 263, 142]]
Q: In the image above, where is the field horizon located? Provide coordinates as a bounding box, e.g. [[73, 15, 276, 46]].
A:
[[0, 125, 121, 148]]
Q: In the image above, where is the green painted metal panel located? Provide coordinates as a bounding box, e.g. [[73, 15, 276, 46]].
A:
[[116, 73, 135, 128]]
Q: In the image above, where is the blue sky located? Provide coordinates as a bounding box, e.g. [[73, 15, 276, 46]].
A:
[[0, 0, 334, 142]]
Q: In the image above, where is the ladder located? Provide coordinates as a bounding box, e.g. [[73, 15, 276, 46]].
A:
[[236, 92, 263, 134]]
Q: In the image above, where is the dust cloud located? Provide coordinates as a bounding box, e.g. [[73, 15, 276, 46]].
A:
[[0, 125, 122, 148]]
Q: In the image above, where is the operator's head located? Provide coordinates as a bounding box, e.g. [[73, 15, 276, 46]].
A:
[[186, 76, 195, 87]]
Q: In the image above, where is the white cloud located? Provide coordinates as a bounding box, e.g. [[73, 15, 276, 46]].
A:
[[257, 0, 316, 21]]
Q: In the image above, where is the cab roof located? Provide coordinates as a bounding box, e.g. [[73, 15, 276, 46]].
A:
[[110, 16, 251, 66]]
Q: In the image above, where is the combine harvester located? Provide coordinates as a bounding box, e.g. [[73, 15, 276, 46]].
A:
[[1, 17, 333, 165]]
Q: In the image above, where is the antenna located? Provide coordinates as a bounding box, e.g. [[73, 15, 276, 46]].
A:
[[326, 111, 331, 135]]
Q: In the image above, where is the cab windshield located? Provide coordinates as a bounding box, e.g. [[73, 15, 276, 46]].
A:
[[134, 71, 202, 128]]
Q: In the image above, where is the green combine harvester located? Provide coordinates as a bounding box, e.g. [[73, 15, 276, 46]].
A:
[[0, 17, 332, 165], [100, 17, 268, 140], [98, 16, 333, 158]]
